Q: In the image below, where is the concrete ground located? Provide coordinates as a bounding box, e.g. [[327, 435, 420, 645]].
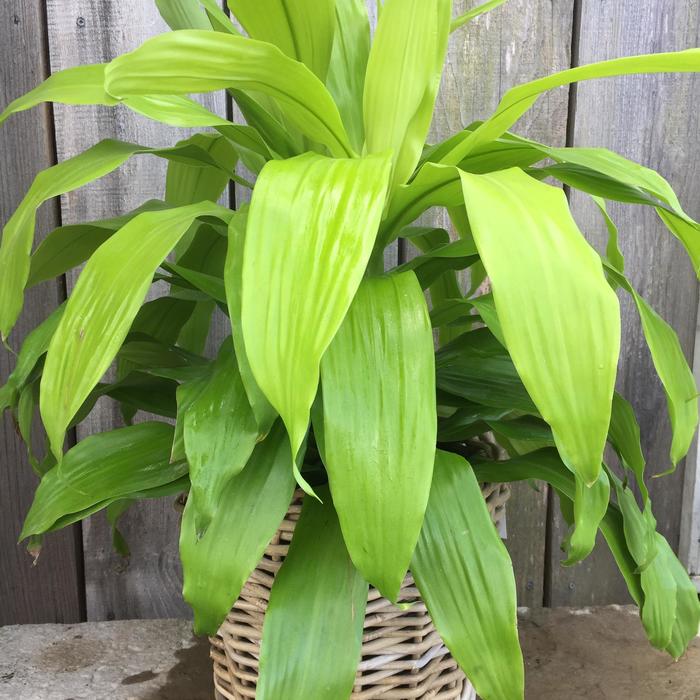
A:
[[0, 606, 698, 699]]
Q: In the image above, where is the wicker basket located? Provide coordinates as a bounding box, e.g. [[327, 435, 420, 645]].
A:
[[211, 482, 510, 700]]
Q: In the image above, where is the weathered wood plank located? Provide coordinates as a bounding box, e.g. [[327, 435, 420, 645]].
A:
[[549, 0, 700, 606], [679, 313, 700, 577], [44, 0, 228, 620], [0, 0, 83, 624], [427, 0, 575, 608]]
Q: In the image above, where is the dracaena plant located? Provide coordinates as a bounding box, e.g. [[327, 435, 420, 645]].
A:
[[1, 0, 699, 698]]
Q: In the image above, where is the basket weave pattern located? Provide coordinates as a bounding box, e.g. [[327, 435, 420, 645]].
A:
[[211, 482, 510, 700]]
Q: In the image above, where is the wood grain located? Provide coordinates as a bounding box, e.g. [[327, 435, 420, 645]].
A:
[[426, 0, 575, 608], [44, 0, 228, 620], [549, 0, 700, 605], [0, 0, 83, 624]]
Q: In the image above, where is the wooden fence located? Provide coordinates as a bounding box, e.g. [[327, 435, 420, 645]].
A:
[[1, 0, 699, 625]]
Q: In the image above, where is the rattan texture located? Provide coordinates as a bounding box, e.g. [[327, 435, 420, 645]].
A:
[[211, 482, 510, 700]]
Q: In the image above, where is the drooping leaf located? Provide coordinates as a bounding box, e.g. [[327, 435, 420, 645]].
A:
[[224, 213, 276, 435], [104, 30, 355, 157], [638, 531, 700, 657], [183, 338, 258, 535], [105, 499, 134, 557], [180, 420, 296, 635], [607, 468, 657, 572], [639, 540, 677, 649], [40, 202, 231, 459], [563, 470, 610, 566], [608, 392, 648, 503], [320, 271, 436, 600], [326, 0, 370, 151], [460, 167, 620, 486], [412, 450, 523, 700], [471, 449, 644, 607], [441, 49, 700, 165], [605, 264, 698, 469], [0, 63, 235, 131], [257, 485, 367, 700], [0, 138, 233, 339], [363, 0, 451, 188], [241, 152, 391, 469], [0, 65, 117, 123], [227, 0, 336, 80], [20, 422, 184, 538], [28, 200, 170, 287], [659, 535, 700, 659]]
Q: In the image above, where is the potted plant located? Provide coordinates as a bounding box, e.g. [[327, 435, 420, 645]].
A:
[[1, 0, 699, 698]]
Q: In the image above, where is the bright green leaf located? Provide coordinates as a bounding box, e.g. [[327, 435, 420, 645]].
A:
[[228, 0, 335, 80], [363, 0, 451, 187], [460, 167, 620, 486], [28, 200, 170, 288], [412, 450, 523, 700], [180, 420, 296, 635], [241, 152, 391, 469], [21, 422, 184, 538], [257, 485, 367, 700], [326, 0, 370, 151], [40, 202, 231, 459], [320, 271, 436, 601], [563, 470, 610, 566], [442, 49, 700, 165], [184, 338, 258, 535], [224, 213, 276, 435], [104, 30, 354, 157], [605, 264, 698, 469]]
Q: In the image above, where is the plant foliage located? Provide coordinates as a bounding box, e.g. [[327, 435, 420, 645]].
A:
[[2, 1, 700, 698]]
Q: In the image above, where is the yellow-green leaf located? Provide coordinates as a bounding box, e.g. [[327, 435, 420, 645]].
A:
[[228, 0, 335, 80], [442, 49, 700, 165], [0, 137, 234, 339], [40, 202, 231, 459], [241, 152, 391, 470], [451, 0, 509, 32], [320, 271, 436, 600], [605, 264, 698, 469], [459, 168, 620, 485], [0, 63, 233, 130], [326, 0, 370, 151], [0, 65, 117, 125], [412, 450, 523, 700], [363, 0, 451, 188], [104, 30, 354, 157], [257, 485, 367, 700], [224, 213, 276, 435]]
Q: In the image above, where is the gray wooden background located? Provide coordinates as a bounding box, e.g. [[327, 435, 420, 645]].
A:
[[1, 0, 699, 625]]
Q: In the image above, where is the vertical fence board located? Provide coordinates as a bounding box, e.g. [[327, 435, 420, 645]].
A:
[[0, 0, 83, 624], [44, 0, 227, 620], [548, 0, 700, 606], [427, 0, 574, 608]]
